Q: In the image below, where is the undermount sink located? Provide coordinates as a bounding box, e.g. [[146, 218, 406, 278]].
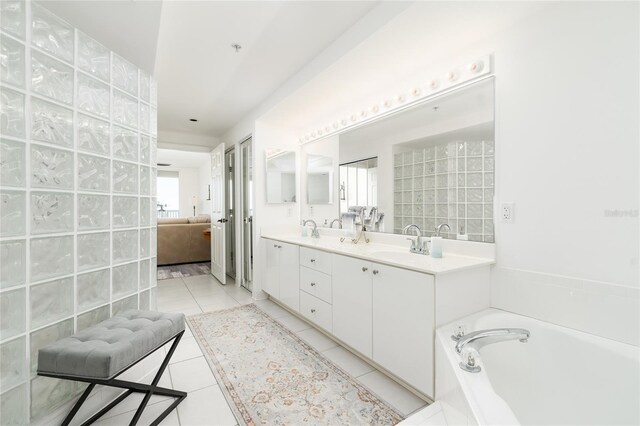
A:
[[370, 250, 428, 262]]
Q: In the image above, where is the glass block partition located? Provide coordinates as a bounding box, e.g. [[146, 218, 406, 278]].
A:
[[393, 140, 494, 242], [0, 2, 158, 423]]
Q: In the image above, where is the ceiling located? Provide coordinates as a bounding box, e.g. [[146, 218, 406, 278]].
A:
[[39, 1, 162, 74], [157, 148, 210, 168], [46, 1, 380, 143], [154, 1, 379, 138]]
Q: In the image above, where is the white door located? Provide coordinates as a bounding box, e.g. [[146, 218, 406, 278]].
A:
[[210, 143, 226, 284], [331, 254, 373, 358], [372, 263, 435, 396]]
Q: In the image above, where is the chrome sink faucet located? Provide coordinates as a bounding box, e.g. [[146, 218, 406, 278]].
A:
[[455, 328, 530, 373], [303, 219, 320, 238], [330, 218, 342, 229], [403, 224, 429, 255]]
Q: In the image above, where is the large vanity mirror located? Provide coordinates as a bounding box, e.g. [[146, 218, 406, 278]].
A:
[[266, 150, 296, 203], [302, 78, 495, 242], [307, 154, 334, 204]]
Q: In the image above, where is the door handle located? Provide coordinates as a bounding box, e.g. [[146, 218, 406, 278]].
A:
[[310, 282, 316, 287], [311, 309, 316, 314], [372, 270, 379, 275], [217, 218, 228, 223], [362, 267, 368, 272], [310, 259, 316, 263]]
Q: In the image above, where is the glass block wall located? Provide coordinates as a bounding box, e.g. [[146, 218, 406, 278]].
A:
[[393, 140, 495, 242], [0, 2, 158, 423]]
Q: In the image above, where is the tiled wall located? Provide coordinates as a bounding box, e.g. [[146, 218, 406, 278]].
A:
[[0, 2, 158, 423], [393, 140, 494, 242]]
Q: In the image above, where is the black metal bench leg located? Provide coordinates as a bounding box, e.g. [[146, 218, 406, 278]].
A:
[[61, 383, 95, 426], [129, 331, 184, 426]]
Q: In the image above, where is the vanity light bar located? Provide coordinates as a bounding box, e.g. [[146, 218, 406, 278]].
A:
[[298, 55, 493, 144]]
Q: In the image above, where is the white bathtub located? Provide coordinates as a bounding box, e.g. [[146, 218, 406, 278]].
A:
[[435, 308, 640, 425]]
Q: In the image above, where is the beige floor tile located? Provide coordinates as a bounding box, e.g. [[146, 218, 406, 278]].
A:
[[177, 385, 237, 426], [169, 357, 217, 393]]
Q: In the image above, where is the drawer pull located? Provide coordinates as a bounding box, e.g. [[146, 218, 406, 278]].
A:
[[310, 282, 316, 286], [311, 309, 316, 313], [373, 270, 379, 275], [273, 244, 278, 248], [362, 267, 368, 272], [310, 259, 316, 263]]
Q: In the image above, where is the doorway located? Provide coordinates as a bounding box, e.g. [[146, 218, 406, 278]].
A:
[[239, 137, 253, 292], [224, 148, 236, 281]]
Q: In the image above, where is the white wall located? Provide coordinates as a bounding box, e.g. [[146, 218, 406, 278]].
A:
[[228, 2, 639, 344]]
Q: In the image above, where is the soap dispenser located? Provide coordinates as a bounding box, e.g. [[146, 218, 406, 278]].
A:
[[431, 223, 451, 258]]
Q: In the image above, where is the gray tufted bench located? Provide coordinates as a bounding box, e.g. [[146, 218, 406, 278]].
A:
[[37, 310, 187, 426]]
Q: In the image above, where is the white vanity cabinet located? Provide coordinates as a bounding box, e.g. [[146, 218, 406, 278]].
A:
[[331, 255, 373, 358], [259, 236, 491, 399], [263, 239, 300, 312], [372, 263, 435, 396]]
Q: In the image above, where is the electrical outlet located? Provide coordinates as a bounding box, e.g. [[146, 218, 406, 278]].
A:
[[501, 202, 515, 223]]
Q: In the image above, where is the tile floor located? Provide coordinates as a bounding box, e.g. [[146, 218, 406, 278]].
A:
[[96, 273, 428, 425]]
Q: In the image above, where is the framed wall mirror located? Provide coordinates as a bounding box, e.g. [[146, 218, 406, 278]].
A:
[[265, 149, 296, 203], [302, 78, 495, 242]]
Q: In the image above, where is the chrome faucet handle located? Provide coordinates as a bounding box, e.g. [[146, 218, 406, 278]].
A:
[[451, 324, 466, 341], [459, 349, 481, 373], [406, 237, 417, 251]]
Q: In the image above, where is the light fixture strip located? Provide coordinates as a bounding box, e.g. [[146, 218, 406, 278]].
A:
[[299, 55, 493, 144]]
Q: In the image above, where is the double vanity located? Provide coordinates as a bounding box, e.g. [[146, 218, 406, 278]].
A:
[[260, 230, 494, 399]]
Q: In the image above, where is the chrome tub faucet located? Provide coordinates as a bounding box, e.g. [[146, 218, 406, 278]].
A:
[[454, 328, 531, 373]]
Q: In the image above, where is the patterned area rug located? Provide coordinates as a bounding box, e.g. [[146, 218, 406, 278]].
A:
[[157, 262, 211, 280], [188, 304, 404, 425]]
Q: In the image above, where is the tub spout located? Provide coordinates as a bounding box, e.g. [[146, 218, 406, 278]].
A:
[[455, 328, 530, 354]]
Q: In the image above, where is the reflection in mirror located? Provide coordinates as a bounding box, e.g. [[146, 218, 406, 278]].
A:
[[307, 155, 333, 204], [302, 78, 495, 242], [265, 150, 296, 203], [339, 158, 383, 231]]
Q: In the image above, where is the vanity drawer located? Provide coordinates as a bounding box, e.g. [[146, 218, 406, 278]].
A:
[[300, 291, 332, 332], [300, 266, 332, 304], [300, 247, 331, 274]]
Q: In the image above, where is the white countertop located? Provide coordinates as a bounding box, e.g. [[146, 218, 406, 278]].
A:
[[261, 232, 495, 275]]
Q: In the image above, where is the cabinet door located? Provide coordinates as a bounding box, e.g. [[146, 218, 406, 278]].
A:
[[332, 254, 372, 358], [372, 263, 435, 397], [263, 239, 280, 298], [278, 242, 300, 312]]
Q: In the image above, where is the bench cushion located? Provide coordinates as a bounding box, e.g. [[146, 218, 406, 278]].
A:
[[37, 310, 185, 380]]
